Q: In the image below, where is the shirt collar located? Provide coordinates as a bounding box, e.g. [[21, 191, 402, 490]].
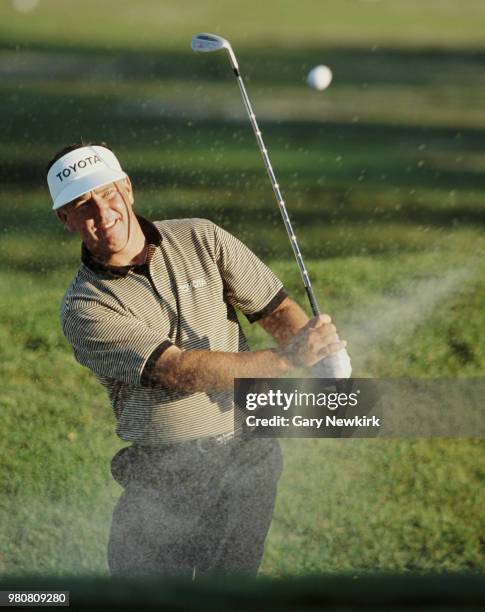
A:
[[81, 215, 162, 278]]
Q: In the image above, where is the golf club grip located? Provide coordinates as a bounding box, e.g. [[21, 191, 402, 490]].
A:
[[234, 73, 321, 319]]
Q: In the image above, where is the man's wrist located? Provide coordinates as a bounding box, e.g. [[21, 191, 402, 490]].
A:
[[273, 347, 293, 374]]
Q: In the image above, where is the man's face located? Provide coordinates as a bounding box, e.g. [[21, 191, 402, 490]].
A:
[[58, 177, 135, 259]]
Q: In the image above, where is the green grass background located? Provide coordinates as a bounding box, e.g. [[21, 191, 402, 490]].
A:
[[0, 0, 484, 577]]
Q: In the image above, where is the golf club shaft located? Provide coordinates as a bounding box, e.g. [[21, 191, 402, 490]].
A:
[[233, 71, 321, 317]]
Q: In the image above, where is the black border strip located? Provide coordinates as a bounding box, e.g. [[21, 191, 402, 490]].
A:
[[246, 287, 288, 323], [140, 340, 173, 387]]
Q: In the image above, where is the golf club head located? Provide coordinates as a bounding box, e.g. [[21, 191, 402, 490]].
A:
[[191, 33, 229, 52], [191, 32, 239, 72]]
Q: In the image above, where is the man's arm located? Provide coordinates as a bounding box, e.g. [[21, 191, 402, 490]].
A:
[[148, 313, 345, 392], [257, 296, 309, 346]]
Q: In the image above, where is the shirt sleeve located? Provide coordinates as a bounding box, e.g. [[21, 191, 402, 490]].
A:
[[212, 222, 288, 321], [62, 304, 172, 386]]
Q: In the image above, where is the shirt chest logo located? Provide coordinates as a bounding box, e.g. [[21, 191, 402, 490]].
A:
[[178, 278, 208, 293]]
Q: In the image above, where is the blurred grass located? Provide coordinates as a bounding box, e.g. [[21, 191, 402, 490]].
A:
[[265, 437, 485, 575], [2, 0, 485, 49], [0, 0, 484, 579]]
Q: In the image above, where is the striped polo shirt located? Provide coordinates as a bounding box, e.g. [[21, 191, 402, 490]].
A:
[[61, 216, 287, 446]]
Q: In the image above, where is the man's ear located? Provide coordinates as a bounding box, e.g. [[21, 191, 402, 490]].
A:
[[123, 176, 134, 206]]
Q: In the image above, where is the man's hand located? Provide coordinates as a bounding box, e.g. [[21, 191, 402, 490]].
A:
[[277, 314, 347, 368], [259, 299, 351, 378]]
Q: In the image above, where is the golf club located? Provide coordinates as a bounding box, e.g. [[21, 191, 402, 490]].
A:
[[191, 32, 320, 316]]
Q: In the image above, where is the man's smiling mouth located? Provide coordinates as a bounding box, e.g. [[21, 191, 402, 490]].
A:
[[96, 218, 119, 234]]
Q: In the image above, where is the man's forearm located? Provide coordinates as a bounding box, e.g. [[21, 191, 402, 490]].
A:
[[149, 305, 344, 393], [258, 296, 309, 345], [151, 346, 291, 392]]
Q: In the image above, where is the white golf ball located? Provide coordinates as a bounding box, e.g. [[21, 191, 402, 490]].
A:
[[307, 65, 333, 91]]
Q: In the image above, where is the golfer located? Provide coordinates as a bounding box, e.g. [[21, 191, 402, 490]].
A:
[[47, 143, 347, 577]]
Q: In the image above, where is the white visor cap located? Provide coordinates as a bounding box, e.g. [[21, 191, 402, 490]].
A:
[[47, 145, 127, 210]]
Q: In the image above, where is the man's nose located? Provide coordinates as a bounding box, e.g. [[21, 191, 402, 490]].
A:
[[89, 192, 111, 219]]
